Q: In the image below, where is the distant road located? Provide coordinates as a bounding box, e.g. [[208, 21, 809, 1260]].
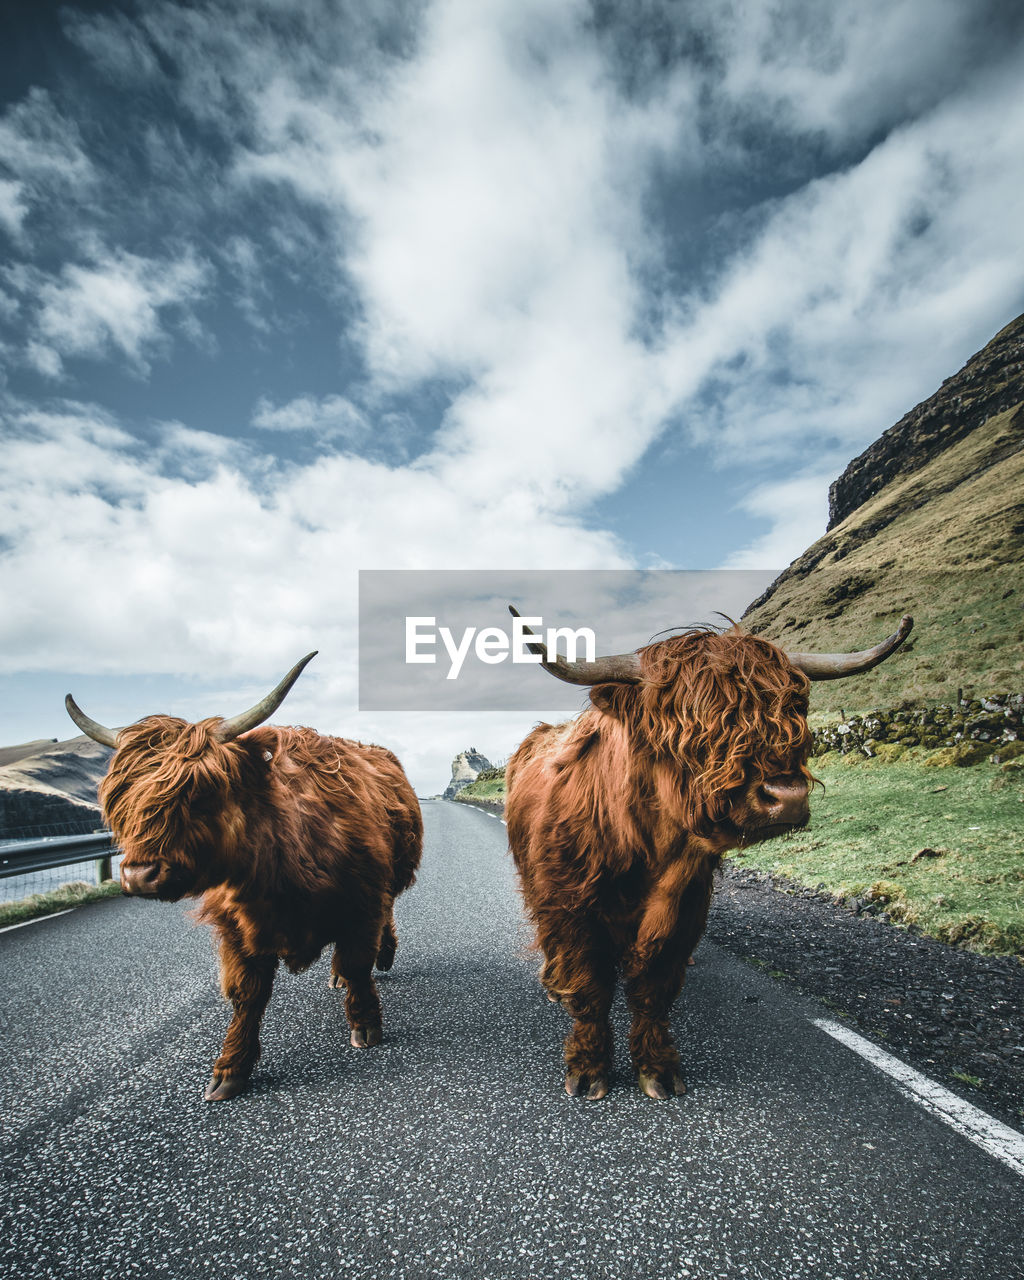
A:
[[1, 801, 1021, 1280]]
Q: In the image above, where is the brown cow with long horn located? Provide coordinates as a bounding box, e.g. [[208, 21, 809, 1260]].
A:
[[66, 654, 422, 1101], [504, 607, 912, 1101]]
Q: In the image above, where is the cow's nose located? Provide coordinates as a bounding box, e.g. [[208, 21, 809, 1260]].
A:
[[759, 779, 810, 825], [120, 863, 162, 896]]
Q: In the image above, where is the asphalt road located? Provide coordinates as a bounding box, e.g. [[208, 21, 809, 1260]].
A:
[[1, 800, 1021, 1280]]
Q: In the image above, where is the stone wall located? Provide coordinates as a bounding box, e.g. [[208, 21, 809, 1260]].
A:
[[812, 693, 1023, 763]]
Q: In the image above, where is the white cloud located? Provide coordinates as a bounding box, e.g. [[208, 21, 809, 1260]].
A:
[[0, 88, 94, 186], [149, 0, 1024, 555], [0, 396, 629, 678], [687, 0, 981, 151], [721, 472, 835, 570], [23, 247, 212, 375], [252, 393, 369, 439], [0, 178, 27, 238], [0, 89, 95, 236], [220, 0, 700, 523], [220, 234, 273, 332]]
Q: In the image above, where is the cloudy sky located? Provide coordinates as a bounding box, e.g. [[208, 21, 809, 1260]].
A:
[[2, 0, 1023, 791]]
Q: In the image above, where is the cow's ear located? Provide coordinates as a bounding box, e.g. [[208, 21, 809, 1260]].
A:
[[589, 683, 634, 718]]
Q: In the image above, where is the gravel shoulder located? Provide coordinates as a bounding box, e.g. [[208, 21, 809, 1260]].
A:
[[707, 864, 1024, 1130]]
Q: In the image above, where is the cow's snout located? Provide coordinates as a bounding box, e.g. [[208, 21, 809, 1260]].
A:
[[757, 778, 810, 828], [120, 862, 163, 897]]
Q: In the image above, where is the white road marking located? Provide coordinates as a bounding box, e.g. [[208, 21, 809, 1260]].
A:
[[0, 909, 75, 934], [813, 1017, 1024, 1178]]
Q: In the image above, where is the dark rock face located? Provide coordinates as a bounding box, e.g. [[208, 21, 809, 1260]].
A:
[[828, 313, 1024, 529], [442, 747, 493, 800], [0, 737, 112, 839]]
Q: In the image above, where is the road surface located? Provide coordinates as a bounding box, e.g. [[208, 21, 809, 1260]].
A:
[[1, 800, 1021, 1279]]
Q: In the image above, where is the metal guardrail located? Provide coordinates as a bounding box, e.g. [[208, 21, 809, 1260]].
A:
[[0, 832, 117, 881]]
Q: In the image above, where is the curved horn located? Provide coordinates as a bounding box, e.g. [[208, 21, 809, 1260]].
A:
[[785, 616, 913, 681], [508, 606, 641, 687], [214, 652, 319, 741], [64, 695, 120, 749]]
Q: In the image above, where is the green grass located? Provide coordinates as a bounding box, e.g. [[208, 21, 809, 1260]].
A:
[[0, 879, 122, 928], [734, 754, 1024, 956], [454, 776, 508, 805]]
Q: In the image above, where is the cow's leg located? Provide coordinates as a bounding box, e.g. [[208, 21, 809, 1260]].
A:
[[624, 950, 688, 1100], [328, 908, 395, 986], [375, 900, 398, 972], [537, 919, 615, 1099], [206, 933, 278, 1102], [563, 978, 615, 1100], [624, 873, 713, 1099], [331, 933, 384, 1048]]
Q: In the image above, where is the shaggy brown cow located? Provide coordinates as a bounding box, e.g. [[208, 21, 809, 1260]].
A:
[[505, 607, 912, 1101], [66, 654, 422, 1101]]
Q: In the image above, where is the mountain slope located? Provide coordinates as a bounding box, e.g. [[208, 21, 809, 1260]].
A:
[[0, 736, 111, 838], [743, 313, 1024, 715]]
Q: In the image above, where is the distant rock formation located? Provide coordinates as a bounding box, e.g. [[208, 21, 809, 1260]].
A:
[[443, 747, 493, 800], [0, 736, 112, 839]]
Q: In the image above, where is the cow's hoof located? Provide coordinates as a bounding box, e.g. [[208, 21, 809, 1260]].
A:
[[375, 947, 396, 972], [328, 974, 346, 989], [350, 1025, 382, 1048], [204, 1074, 249, 1102], [637, 1071, 686, 1100], [564, 1072, 609, 1100]]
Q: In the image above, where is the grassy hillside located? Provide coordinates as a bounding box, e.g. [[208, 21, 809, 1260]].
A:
[[744, 400, 1023, 719], [0, 736, 110, 839]]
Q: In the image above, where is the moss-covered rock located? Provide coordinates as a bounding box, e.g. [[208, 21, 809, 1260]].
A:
[[922, 743, 993, 767]]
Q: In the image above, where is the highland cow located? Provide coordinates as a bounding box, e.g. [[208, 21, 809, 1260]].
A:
[[66, 653, 422, 1101], [504, 607, 912, 1101]]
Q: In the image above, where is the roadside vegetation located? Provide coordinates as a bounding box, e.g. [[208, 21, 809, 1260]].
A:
[[738, 752, 1024, 957], [453, 764, 507, 808], [0, 879, 121, 929]]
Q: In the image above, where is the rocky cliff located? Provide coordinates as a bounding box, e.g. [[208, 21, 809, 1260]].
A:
[[828, 313, 1024, 528], [744, 312, 1024, 715], [443, 748, 493, 800]]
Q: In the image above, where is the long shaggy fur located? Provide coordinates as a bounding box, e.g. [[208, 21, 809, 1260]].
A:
[[505, 626, 811, 1093], [101, 717, 422, 1093]]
